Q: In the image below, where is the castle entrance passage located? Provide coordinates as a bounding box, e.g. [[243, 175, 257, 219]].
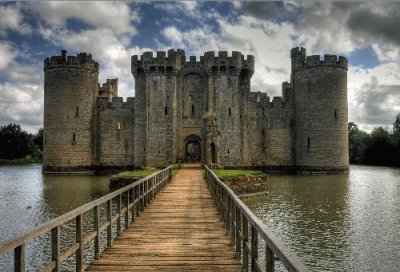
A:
[[184, 134, 202, 162]]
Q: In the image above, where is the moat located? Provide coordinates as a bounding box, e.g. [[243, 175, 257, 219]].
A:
[[0, 164, 399, 271]]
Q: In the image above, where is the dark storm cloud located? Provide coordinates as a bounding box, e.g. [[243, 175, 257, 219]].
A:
[[347, 4, 400, 46], [240, 1, 296, 21]]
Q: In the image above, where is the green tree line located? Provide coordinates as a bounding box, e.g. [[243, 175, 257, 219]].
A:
[[0, 123, 43, 164], [349, 114, 400, 166]]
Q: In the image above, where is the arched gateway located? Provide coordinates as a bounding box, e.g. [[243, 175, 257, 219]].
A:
[[184, 134, 202, 162]]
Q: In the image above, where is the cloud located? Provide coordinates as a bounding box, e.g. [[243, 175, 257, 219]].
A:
[[0, 42, 18, 71], [162, 26, 183, 45], [0, 82, 42, 133], [27, 2, 139, 35], [0, 4, 32, 36]]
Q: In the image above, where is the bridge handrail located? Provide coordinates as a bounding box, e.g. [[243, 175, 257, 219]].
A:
[[205, 166, 309, 272], [0, 165, 173, 272]]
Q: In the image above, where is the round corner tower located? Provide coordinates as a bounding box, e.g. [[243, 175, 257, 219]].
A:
[[291, 47, 348, 173], [43, 50, 99, 172]]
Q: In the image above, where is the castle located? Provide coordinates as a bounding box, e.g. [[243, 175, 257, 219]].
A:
[[43, 48, 348, 173]]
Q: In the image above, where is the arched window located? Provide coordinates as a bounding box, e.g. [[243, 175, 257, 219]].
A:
[[228, 107, 231, 116], [334, 109, 338, 119], [165, 106, 168, 115], [191, 104, 195, 114]]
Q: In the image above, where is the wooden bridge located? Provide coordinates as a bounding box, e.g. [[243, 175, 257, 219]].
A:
[[0, 164, 308, 272]]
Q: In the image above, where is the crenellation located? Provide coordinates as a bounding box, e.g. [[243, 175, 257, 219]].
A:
[[44, 50, 99, 72]]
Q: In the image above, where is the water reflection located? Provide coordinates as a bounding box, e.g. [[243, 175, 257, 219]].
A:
[[244, 165, 400, 272], [0, 164, 110, 271]]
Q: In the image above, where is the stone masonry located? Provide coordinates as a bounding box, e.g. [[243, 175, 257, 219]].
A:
[[43, 47, 349, 173]]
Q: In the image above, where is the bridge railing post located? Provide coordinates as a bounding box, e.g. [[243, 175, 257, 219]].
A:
[[243, 215, 249, 272], [51, 226, 61, 271], [93, 206, 100, 260], [235, 205, 242, 260], [125, 190, 130, 229], [76, 214, 83, 272], [107, 199, 113, 247], [14, 244, 25, 272], [251, 225, 259, 272]]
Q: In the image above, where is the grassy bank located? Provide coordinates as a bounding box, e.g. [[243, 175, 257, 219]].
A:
[[212, 169, 265, 180], [0, 157, 42, 166]]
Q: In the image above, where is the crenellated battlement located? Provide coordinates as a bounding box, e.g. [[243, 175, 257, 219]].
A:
[[202, 51, 254, 75], [44, 50, 99, 72], [290, 47, 347, 70], [131, 49, 186, 76], [131, 49, 254, 76], [304, 54, 348, 69]]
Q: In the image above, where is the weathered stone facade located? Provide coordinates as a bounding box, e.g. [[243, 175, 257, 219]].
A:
[[43, 47, 349, 173]]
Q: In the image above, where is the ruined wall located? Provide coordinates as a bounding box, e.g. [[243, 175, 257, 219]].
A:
[[291, 47, 348, 172], [43, 50, 98, 172], [95, 97, 135, 168]]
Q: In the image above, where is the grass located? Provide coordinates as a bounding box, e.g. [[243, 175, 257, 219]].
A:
[[0, 156, 42, 166], [112, 168, 158, 179], [172, 163, 182, 177], [212, 169, 265, 180]]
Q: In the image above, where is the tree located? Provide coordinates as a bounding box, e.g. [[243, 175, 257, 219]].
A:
[[364, 127, 396, 166], [0, 123, 35, 159], [34, 128, 43, 151], [348, 122, 369, 163]]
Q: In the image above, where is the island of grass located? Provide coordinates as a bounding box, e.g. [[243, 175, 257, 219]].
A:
[[109, 164, 181, 191], [212, 169, 268, 197]]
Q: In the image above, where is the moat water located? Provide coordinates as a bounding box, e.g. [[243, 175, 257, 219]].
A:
[[0, 164, 399, 271]]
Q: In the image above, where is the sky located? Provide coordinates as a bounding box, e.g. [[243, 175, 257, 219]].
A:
[[1, 1, 400, 133]]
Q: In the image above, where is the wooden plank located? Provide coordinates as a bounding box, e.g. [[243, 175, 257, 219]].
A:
[[86, 164, 242, 272]]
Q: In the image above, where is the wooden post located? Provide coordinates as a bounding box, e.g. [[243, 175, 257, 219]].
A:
[[266, 245, 275, 272], [94, 206, 100, 260], [117, 194, 122, 235], [251, 226, 258, 272], [235, 206, 241, 259], [107, 199, 112, 247], [14, 244, 25, 272], [230, 198, 235, 246], [243, 215, 249, 272], [76, 215, 83, 272], [125, 190, 130, 229], [51, 226, 60, 271]]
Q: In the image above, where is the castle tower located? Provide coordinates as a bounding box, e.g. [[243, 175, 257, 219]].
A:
[[291, 48, 348, 172], [131, 49, 185, 167], [43, 50, 99, 172]]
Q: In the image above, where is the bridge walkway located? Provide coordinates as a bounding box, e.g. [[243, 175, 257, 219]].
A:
[[86, 164, 242, 271]]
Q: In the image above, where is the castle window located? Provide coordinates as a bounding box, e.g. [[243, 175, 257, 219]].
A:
[[72, 133, 76, 144], [117, 122, 121, 130], [165, 106, 168, 115], [334, 109, 338, 119], [307, 137, 311, 148], [191, 104, 195, 115], [228, 107, 231, 116], [262, 129, 265, 137], [308, 82, 311, 92], [228, 148, 230, 154], [75, 106, 79, 117]]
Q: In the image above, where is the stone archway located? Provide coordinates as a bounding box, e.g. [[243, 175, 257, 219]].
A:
[[184, 134, 202, 162]]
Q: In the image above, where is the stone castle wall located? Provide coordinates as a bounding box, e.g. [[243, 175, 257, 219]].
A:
[[43, 48, 349, 173], [95, 96, 135, 168]]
